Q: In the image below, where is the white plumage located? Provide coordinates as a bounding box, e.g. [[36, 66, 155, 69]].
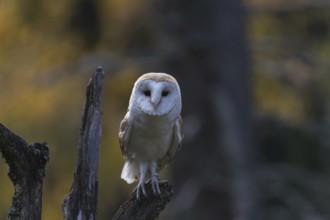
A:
[[119, 72, 183, 199]]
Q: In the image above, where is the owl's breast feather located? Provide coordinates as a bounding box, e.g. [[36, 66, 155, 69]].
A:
[[126, 113, 175, 160]]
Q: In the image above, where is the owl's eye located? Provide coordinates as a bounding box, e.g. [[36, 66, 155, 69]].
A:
[[162, 91, 169, 97], [143, 90, 151, 97]]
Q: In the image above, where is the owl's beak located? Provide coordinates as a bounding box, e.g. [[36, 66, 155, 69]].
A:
[[151, 101, 160, 110], [151, 95, 161, 109]]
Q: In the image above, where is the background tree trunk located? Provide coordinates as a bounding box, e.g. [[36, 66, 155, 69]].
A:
[[0, 124, 49, 220], [62, 67, 104, 220], [152, 0, 257, 219]]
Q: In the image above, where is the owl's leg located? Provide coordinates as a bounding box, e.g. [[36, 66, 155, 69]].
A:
[[136, 161, 148, 200], [149, 161, 161, 195]]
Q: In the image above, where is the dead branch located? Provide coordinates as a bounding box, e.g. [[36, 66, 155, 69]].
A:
[[0, 124, 49, 220], [62, 66, 104, 220], [112, 181, 174, 220]]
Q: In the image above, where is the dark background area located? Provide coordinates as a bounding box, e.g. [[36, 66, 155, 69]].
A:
[[1, 0, 330, 219]]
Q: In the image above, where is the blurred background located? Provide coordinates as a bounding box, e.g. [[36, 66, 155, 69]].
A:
[[1, 0, 330, 219]]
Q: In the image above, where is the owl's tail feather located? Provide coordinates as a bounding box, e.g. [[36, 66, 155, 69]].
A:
[[121, 161, 139, 184]]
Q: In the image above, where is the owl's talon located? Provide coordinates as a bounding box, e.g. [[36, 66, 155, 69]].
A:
[[151, 175, 161, 195], [136, 182, 147, 200]]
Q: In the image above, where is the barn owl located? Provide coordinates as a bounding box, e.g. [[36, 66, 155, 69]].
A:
[[119, 72, 183, 199]]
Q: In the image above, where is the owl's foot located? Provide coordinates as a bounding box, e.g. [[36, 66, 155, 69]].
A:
[[136, 182, 147, 200], [151, 174, 161, 195]]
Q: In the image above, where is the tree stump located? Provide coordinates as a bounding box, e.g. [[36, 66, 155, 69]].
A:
[[0, 124, 49, 220], [62, 66, 104, 220]]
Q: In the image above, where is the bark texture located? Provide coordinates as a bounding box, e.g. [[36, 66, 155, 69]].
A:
[[112, 181, 174, 220], [62, 66, 104, 220], [0, 124, 49, 220]]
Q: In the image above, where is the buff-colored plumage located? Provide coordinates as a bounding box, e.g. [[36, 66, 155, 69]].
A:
[[119, 72, 183, 199]]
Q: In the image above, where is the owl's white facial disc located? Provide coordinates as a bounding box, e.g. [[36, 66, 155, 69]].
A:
[[136, 80, 180, 116], [129, 73, 181, 117]]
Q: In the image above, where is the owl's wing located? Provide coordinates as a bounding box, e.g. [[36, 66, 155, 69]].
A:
[[157, 115, 183, 171], [119, 112, 132, 158]]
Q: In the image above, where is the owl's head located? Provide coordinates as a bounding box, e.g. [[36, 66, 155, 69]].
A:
[[129, 72, 182, 117]]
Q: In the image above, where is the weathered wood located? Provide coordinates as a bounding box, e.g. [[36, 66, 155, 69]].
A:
[[112, 181, 174, 220], [62, 66, 104, 220], [0, 124, 49, 220]]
